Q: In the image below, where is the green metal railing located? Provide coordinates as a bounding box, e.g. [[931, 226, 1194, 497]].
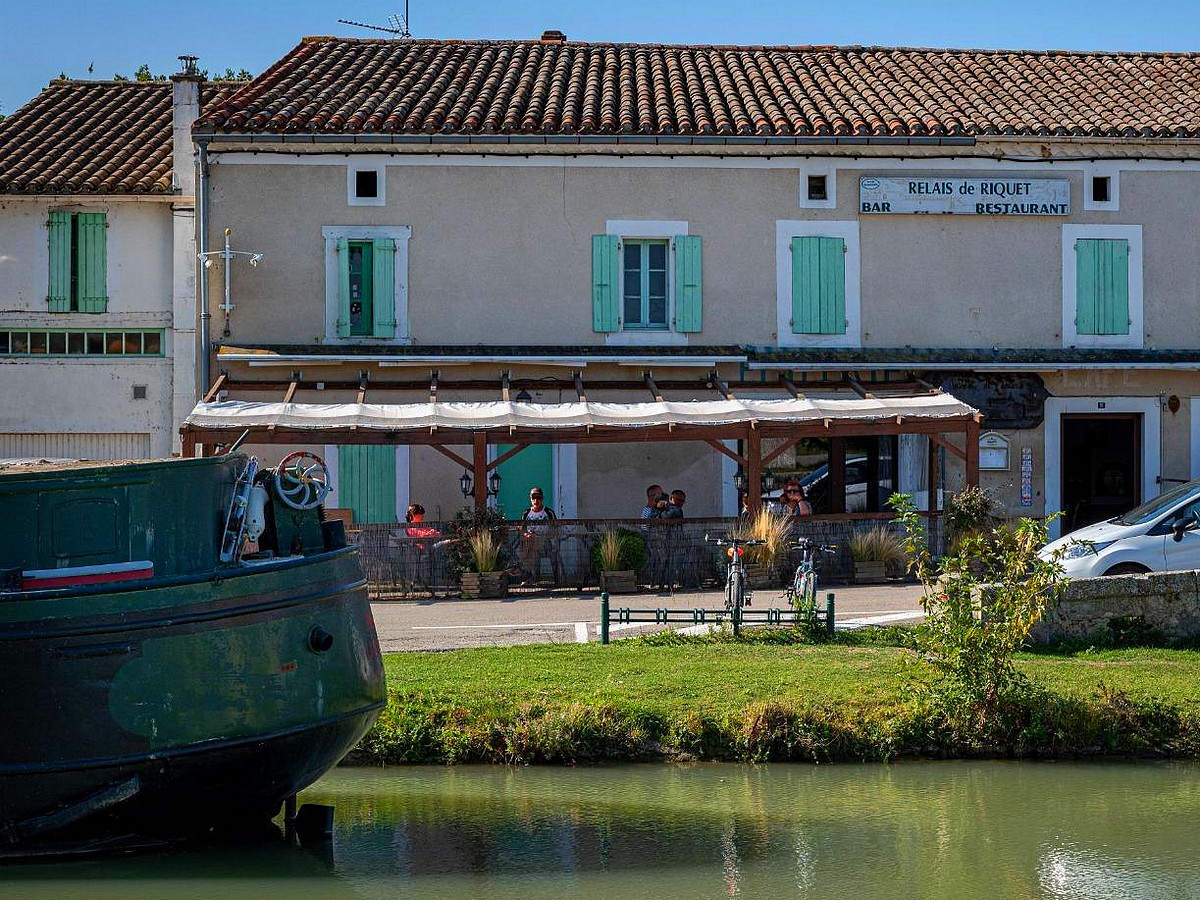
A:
[[599, 591, 835, 644]]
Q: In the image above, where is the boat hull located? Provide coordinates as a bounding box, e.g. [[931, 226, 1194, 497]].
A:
[[0, 548, 385, 840]]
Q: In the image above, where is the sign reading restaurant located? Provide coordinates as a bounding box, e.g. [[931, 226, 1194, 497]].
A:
[[859, 177, 1070, 216]]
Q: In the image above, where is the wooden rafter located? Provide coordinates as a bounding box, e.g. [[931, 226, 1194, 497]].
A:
[[269, 374, 300, 435], [574, 371, 587, 402], [645, 372, 664, 402], [928, 433, 967, 461], [846, 376, 875, 399], [705, 439, 746, 466], [202, 372, 227, 403], [779, 375, 804, 400], [709, 370, 733, 400], [501, 371, 511, 403], [356, 371, 368, 405], [488, 444, 528, 471], [429, 370, 439, 405], [762, 437, 802, 467]]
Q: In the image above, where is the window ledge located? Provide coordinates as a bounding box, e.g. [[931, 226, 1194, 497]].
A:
[[604, 331, 690, 346]]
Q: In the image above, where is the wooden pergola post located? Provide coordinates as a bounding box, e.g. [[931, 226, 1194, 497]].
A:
[[965, 418, 981, 488], [472, 432, 488, 514], [746, 426, 762, 514]]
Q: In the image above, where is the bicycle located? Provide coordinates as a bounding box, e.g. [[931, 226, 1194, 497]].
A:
[[785, 539, 837, 623], [705, 534, 765, 636]]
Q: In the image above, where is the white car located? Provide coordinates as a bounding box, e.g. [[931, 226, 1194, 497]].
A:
[[1040, 479, 1200, 578]]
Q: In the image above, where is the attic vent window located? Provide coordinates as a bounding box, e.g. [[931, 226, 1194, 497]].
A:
[[355, 170, 378, 199], [807, 175, 828, 201], [132, 385, 147, 400], [1091, 175, 1111, 203]]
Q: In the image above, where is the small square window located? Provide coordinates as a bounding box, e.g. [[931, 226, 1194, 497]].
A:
[[354, 170, 379, 199], [807, 175, 828, 201], [48, 332, 66, 354], [124, 333, 142, 354], [68, 332, 85, 354], [12, 332, 29, 354], [132, 385, 147, 400], [143, 332, 161, 355], [1091, 176, 1111, 203], [0, 332, 9, 354], [86, 332, 104, 354], [29, 332, 47, 354]]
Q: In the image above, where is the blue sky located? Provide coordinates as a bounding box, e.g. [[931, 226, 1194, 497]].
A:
[[3, 0, 1199, 115]]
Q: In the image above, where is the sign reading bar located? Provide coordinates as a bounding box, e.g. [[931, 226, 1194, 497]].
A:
[[859, 177, 1070, 216]]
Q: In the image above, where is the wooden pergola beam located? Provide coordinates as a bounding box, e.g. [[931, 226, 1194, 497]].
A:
[[705, 440, 746, 466], [356, 371, 368, 405], [501, 371, 511, 403], [709, 370, 733, 400], [429, 370, 438, 405], [779, 375, 804, 400], [762, 437, 802, 468], [846, 376, 875, 399], [429, 443, 472, 469], [574, 371, 587, 403], [928, 433, 967, 461], [645, 372, 664, 402]]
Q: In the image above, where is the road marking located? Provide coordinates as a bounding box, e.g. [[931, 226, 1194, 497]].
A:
[[575, 622, 589, 643]]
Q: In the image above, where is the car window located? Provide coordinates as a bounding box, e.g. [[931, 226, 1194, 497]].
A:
[[1115, 481, 1200, 526]]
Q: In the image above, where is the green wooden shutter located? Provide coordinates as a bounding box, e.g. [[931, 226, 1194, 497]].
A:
[[791, 236, 846, 334], [76, 213, 107, 313], [336, 237, 351, 337], [591, 234, 620, 332], [47, 211, 72, 312], [338, 445, 397, 524], [372, 238, 396, 338], [1075, 238, 1129, 335], [674, 234, 703, 333]]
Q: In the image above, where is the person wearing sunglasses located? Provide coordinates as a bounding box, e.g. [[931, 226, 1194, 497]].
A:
[[778, 481, 812, 517]]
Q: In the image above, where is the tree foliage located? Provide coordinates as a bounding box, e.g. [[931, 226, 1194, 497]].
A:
[[887, 493, 1071, 739]]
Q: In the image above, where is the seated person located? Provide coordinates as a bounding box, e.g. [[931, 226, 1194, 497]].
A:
[[661, 489, 686, 520], [517, 487, 556, 578], [776, 482, 813, 517], [404, 503, 441, 539]]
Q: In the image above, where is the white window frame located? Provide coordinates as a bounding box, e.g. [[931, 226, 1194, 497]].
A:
[[1061, 224, 1142, 349], [347, 162, 386, 207], [321, 225, 412, 344], [799, 161, 837, 209], [604, 219, 689, 346], [1082, 163, 1120, 212], [776, 219, 861, 348]]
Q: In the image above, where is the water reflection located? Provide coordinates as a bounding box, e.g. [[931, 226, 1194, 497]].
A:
[[3, 761, 1200, 899]]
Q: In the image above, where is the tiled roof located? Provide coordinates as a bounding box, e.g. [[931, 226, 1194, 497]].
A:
[[196, 37, 1200, 139], [0, 80, 244, 194]]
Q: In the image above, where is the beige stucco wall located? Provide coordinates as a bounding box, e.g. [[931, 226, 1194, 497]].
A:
[[0, 198, 181, 459], [204, 156, 1200, 350]]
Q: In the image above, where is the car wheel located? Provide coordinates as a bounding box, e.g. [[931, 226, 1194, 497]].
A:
[[1102, 563, 1149, 576]]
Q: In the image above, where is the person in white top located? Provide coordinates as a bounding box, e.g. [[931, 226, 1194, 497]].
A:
[[517, 487, 556, 580]]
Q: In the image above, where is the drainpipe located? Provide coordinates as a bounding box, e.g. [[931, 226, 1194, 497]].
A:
[[197, 138, 211, 395]]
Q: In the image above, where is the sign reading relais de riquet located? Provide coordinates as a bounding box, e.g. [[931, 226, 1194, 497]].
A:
[[859, 177, 1070, 215]]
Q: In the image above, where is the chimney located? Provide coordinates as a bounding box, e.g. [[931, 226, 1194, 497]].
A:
[[539, 29, 567, 43], [170, 55, 203, 195]]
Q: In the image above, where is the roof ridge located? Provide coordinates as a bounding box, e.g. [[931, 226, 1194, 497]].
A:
[[299, 34, 1200, 58]]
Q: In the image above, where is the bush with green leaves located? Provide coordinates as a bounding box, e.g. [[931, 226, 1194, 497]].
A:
[[887, 492, 1071, 739], [446, 506, 511, 576], [943, 484, 1000, 543], [590, 527, 647, 572]]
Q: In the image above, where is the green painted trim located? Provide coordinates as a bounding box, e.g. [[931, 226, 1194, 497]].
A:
[[674, 234, 703, 333], [591, 234, 621, 332], [76, 212, 108, 313], [371, 237, 396, 338], [336, 237, 352, 337], [1075, 238, 1130, 336], [47, 211, 72, 312], [791, 236, 846, 334], [0, 329, 165, 357]]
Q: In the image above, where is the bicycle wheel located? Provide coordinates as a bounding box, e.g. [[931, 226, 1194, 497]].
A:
[[726, 567, 743, 611], [793, 571, 817, 608]]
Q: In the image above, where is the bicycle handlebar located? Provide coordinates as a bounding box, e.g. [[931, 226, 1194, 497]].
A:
[[704, 534, 766, 546], [789, 539, 838, 553]]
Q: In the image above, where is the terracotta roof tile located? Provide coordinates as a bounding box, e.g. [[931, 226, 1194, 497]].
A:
[[0, 80, 243, 194], [192, 37, 1200, 141]]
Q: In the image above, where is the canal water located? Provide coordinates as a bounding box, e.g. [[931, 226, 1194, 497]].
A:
[[4, 761, 1200, 899]]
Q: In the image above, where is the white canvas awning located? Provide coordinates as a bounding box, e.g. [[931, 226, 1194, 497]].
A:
[[184, 393, 977, 433]]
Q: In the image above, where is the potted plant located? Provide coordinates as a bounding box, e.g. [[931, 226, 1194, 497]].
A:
[[459, 528, 508, 599], [848, 527, 907, 584], [733, 507, 794, 588], [590, 527, 646, 594]]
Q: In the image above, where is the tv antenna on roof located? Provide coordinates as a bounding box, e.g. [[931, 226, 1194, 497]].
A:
[[339, 2, 411, 38]]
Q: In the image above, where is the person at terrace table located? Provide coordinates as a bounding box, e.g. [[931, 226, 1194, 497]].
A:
[[776, 481, 813, 518], [517, 487, 556, 580]]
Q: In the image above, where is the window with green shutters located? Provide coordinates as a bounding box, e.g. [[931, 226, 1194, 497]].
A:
[[336, 237, 396, 338], [1074, 238, 1130, 335], [591, 232, 702, 334], [790, 236, 846, 334], [47, 211, 107, 313]]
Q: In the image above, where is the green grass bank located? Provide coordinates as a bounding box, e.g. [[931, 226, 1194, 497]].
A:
[[354, 632, 1200, 765]]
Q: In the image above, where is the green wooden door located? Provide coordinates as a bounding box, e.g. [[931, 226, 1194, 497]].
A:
[[337, 445, 396, 524], [496, 444, 554, 520]]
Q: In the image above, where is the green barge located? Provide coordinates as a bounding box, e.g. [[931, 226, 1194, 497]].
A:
[[0, 452, 385, 848]]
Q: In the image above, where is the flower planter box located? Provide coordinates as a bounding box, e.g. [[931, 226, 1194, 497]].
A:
[[600, 570, 638, 594], [460, 571, 508, 599], [744, 563, 778, 590], [853, 560, 888, 584]]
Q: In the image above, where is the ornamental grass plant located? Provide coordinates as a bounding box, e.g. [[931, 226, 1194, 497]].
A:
[[731, 506, 794, 566]]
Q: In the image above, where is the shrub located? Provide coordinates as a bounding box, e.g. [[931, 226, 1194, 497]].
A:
[[944, 484, 1000, 544], [446, 505, 510, 575], [590, 527, 647, 572]]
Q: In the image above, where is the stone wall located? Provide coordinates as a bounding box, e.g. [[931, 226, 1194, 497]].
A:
[[1030, 570, 1200, 644]]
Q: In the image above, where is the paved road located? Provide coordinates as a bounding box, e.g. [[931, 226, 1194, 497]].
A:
[[371, 582, 926, 652]]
